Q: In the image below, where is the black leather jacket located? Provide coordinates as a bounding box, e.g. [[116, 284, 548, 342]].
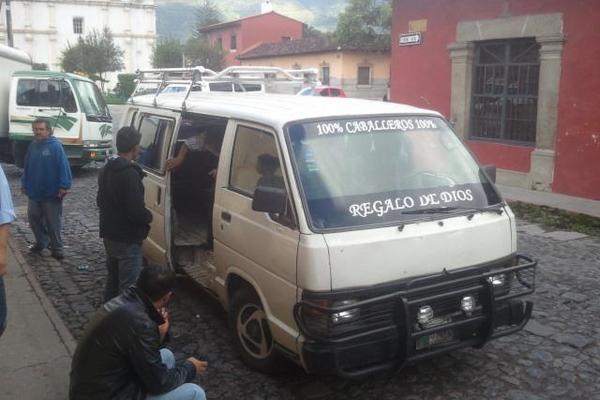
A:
[[69, 287, 196, 400]]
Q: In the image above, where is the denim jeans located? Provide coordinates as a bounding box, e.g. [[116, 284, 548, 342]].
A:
[[0, 277, 6, 337], [145, 349, 206, 400], [103, 239, 143, 302], [27, 199, 63, 252]]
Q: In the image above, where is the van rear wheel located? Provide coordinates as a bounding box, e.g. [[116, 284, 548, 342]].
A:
[[229, 288, 285, 373]]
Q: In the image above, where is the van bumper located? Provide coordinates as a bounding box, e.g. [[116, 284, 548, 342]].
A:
[[64, 145, 112, 164], [295, 255, 536, 378]]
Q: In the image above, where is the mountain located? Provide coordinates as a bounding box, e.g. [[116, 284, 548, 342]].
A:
[[155, 0, 348, 41]]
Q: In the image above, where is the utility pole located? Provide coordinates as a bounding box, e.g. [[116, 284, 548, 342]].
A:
[[4, 0, 15, 47]]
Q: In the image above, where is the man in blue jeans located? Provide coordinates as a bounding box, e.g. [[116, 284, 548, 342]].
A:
[[21, 119, 72, 260], [0, 165, 16, 337], [97, 127, 153, 301], [69, 266, 207, 400]]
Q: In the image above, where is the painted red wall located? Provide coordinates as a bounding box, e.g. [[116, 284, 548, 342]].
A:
[[204, 13, 304, 67], [391, 0, 600, 199]]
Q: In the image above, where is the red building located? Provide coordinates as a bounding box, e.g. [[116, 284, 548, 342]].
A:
[[390, 0, 600, 200], [198, 11, 305, 66]]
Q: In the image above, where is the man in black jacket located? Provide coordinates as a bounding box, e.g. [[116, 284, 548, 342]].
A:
[[69, 266, 207, 400], [98, 126, 153, 301]]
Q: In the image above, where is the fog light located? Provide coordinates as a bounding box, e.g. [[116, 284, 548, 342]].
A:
[[417, 305, 434, 325], [488, 274, 505, 286], [461, 295, 475, 314]]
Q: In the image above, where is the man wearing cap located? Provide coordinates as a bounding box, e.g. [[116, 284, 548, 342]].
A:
[[97, 127, 152, 301]]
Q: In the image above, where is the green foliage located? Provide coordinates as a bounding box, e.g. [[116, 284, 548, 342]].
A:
[[510, 201, 600, 238], [302, 24, 328, 39], [184, 37, 225, 71], [194, 0, 223, 38], [103, 93, 127, 105], [335, 0, 391, 49], [152, 37, 185, 68], [60, 28, 124, 91], [116, 73, 137, 99]]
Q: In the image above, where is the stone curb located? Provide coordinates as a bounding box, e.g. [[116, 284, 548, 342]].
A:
[[8, 237, 78, 357]]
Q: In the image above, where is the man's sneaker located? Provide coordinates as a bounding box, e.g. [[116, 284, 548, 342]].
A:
[[28, 243, 45, 253], [51, 251, 64, 260]]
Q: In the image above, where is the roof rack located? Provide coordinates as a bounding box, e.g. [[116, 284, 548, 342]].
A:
[[129, 65, 320, 109]]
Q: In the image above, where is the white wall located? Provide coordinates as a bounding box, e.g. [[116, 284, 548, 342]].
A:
[[0, 0, 156, 90]]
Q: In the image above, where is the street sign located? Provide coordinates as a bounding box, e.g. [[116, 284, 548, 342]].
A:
[[399, 32, 422, 47]]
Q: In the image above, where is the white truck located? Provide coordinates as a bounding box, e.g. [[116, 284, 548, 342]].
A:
[[1, 44, 113, 167], [127, 67, 537, 378], [0, 44, 31, 163]]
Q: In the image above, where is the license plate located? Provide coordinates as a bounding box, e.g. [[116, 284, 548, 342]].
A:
[[416, 329, 454, 350]]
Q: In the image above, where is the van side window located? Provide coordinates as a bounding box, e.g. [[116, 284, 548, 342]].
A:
[[137, 115, 173, 173], [17, 79, 67, 109], [60, 81, 78, 113], [38, 80, 61, 107], [230, 126, 284, 197], [16, 79, 37, 106]]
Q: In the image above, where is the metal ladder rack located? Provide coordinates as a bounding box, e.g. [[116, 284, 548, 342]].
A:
[[129, 65, 320, 109]]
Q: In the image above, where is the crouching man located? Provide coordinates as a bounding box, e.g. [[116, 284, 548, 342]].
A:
[[69, 266, 207, 400]]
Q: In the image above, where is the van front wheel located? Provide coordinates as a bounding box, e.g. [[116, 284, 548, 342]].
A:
[[229, 289, 283, 373]]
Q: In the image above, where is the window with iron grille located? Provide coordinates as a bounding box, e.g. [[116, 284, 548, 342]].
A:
[[321, 65, 330, 85], [230, 35, 237, 50], [470, 39, 540, 144], [73, 17, 83, 34], [357, 66, 371, 85]]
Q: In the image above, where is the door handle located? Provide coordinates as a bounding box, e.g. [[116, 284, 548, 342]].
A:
[[221, 211, 231, 222], [155, 187, 162, 206]]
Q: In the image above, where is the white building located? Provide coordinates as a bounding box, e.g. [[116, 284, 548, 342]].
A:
[[0, 0, 156, 89]]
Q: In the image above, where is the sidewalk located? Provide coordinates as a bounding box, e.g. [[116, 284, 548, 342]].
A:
[[497, 184, 600, 219], [0, 240, 76, 400]]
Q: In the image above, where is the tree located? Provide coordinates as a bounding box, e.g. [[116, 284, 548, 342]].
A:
[[60, 27, 124, 91], [335, 0, 392, 50], [116, 73, 137, 99], [193, 0, 223, 38], [184, 37, 225, 71], [151, 37, 184, 68]]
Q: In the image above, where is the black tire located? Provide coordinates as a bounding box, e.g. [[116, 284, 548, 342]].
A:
[[229, 288, 286, 373]]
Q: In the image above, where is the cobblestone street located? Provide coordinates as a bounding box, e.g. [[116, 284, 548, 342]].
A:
[[4, 163, 599, 400]]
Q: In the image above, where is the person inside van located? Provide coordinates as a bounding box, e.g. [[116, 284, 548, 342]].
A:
[[168, 130, 223, 250], [255, 153, 284, 190]]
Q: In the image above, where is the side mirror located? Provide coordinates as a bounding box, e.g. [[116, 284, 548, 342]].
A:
[[482, 164, 497, 184], [252, 185, 286, 214]]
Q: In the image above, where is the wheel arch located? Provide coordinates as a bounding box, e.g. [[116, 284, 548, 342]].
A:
[[224, 269, 270, 315]]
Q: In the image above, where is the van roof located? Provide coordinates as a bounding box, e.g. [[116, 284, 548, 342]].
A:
[[12, 70, 94, 83], [130, 92, 442, 128]]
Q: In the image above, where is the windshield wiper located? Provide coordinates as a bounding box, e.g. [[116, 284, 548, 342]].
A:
[[402, 205, 504, 216], [402, 206, 460, 215]]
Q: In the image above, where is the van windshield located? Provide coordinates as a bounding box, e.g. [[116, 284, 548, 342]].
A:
[[287, 116, 502, 230], [72, 80, 111, 121]]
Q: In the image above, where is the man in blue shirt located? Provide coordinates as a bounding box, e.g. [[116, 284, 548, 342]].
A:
[[0, 164, 16, 337], [21, 119, 72, 260]]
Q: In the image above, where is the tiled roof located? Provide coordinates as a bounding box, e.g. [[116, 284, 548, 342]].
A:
[[238, 37, 383, 59]]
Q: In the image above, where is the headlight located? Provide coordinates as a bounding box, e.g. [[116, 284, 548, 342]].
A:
[[417, 305, 434, 325], [331, 300, 360, 324], [488, 274, 505, 286], [461, 295, 476, 315]]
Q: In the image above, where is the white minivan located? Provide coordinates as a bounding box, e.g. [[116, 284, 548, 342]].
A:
[[125, 74, 536, 378]]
